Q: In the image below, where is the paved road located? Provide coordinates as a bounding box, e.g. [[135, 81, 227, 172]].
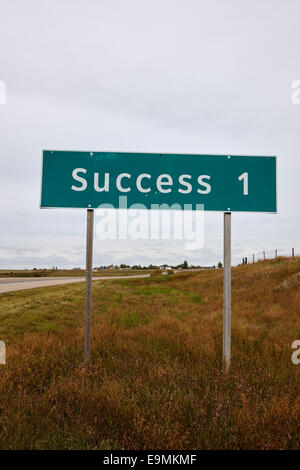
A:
[[0, 274, 150, 294]]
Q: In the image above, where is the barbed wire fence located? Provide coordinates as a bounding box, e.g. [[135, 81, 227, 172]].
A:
[[239, 247, 297, 265]]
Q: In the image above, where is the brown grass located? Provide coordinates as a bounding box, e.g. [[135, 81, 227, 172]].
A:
[[0, 257, 299, 449]]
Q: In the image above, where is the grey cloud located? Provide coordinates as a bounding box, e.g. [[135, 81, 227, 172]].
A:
[[0, 0, 300, 269]]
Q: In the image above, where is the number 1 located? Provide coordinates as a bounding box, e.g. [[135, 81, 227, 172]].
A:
[[238, 172, 248, 195]]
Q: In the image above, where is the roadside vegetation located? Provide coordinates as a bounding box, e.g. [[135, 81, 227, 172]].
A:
[[0, 257, 299, 449]]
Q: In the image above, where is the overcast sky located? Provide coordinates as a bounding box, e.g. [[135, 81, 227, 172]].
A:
[[1, 0, 300, 269]]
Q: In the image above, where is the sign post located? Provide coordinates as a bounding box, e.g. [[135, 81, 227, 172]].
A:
[[84, 208, 94, 366], [223, 212, 231, 373], [41, 151, 277, 369]]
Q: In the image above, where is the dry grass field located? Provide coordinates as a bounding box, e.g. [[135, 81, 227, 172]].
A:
[[0, 257, 299, 449]]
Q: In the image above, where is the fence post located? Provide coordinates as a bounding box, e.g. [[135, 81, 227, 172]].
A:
[[292, 248, 295, 257]]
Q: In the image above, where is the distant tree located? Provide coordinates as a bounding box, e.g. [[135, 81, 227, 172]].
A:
[[218, 262, 222, 268], [183, 260, 188, 269], [148, 264, 158, 269]]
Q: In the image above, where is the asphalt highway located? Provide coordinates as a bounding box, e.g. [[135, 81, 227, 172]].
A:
[[0, 274, 150, 293]]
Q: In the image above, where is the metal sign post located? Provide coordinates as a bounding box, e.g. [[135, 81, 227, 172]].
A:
[[84, 209, 94, 366], [40, 150, 277, 369], [223, 212, 231, 373]]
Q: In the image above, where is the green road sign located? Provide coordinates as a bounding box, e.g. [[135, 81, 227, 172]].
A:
[[41, 151, 277, 212]]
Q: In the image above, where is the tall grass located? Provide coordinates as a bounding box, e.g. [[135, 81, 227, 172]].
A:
[[0, 258, 299, 449]]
